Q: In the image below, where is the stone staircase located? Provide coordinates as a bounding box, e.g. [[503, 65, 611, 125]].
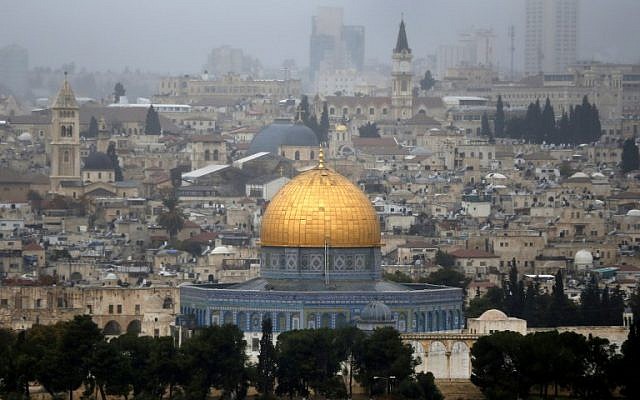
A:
[[436, 379, 484, 400]]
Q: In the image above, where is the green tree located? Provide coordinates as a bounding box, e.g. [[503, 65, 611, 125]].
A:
[[416, 372, 443, 400], [276, 329, 342, 398], [621, 138, 640, 173], [0, 328, 22, 398], [466, 286, 505, 318], [319, 101, 330, 145], [257, 318, 276, 398], [480, 112, 492, 138], [335, 326, 366, 399], [354, 327, 417, 396], [358, 122, 380, 138], [580, 274, 601, 326], [182, 325, 247, 400], [114, 82, 126, 103], [541, 97, 556, 143], [494, 95, 505, 138], [619, 323, 640, 399], [157, 196, 185, 241], [419, 70, 436, 92], [434, 250, 454, 268], [106, 141, 124, 181], [471, 331, 532, 400], [87, 116, 99, 138], [425, 267, 468, 289], [145, 105, 162, 135], [296, 95, 310, 125], [90, 339, 132, 400]]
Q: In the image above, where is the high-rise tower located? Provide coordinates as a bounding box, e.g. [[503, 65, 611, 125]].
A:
[[391, 19, 413, 121], [49, 75, 81, 194], [524, 0, 578, 75]]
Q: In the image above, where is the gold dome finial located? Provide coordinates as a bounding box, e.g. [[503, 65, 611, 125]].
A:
[[317, 147, 325, 169]]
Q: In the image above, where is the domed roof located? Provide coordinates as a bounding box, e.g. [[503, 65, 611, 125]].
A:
[[569, 171, 589, 179], [478, 309, 508, 321], [84, 152, 115, 170], [247, 121, 319, 155], [574, 249, 593, 265], [627, 209, 640, 217], [18, 132, 32, 141], [260, 153, 381, 248], [360, 301, 393, 322]]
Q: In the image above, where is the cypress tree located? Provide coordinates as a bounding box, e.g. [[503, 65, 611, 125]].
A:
[[257, 318, 276, 397], [145, 105, 161, 135], [622, 138, 640, 173], [541, 97, 555, 144], [319, 101, 330, 145], [106, 141, 124, 181], [88, 116, 99, 138], [494, 95, 505, 138], [481, 112, 492, 138]]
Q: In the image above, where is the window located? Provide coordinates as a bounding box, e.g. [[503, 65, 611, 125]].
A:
[[117, 305, 122, 314], [329, 107, 335, 115], [204, 150, 210, 161], [213, 149, 219, 161], [108, 304, 114, 314], [310, 151, 315, 160], [294, 151, 300, 160], [252, 338, 260, 352], [369, 107, 375, 115], [63, 151, 70, 162], [135, 304, 141, 314]]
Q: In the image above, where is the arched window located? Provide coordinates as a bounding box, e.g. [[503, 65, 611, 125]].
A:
[[204, 150, 211, 161], [67, 126, 72, 137], [60, 126, 67, 137], [401, 81, 408, 91], [329, 107, 335, 115], [213, 149, 219, 161], [294, 151, 300, 160], [63, 151, 70, 162]]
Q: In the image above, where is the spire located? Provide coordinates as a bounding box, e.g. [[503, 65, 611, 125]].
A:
[[317, 147, 325, 169], [52, 73, 78, 109], [394, 19, 411, 54]]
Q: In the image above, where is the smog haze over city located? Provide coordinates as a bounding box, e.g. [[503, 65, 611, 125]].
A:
[[2, 0, 640, 73], [2, 1, 640, 399]]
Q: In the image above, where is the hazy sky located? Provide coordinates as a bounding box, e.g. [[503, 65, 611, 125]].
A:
[[2, 0, 639, 74]]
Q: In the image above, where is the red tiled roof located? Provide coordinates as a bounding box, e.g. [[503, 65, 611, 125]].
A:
[[23, 242, 44, 251], [187, 231, 218, 243]]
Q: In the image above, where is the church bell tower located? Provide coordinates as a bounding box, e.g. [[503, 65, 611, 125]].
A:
[[50, 74, 81, 194], [391, 19, 413, 121]]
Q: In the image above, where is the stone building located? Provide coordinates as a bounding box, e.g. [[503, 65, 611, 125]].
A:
[[0, 285, 179, 337], [180, 152, 464, 356]]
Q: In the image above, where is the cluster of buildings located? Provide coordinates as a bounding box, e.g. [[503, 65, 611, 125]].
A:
[[0, 6, 638, 383]]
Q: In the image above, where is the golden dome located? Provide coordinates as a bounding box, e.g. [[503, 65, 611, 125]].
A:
[[260, 157, 380, 248]]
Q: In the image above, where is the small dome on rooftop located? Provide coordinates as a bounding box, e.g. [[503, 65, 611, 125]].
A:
[[247, 120, 319, 155], [84, 152, 115, 171], [478, 309, 508, 321], [627, 209, 640, 217], [574, 249, 593, 265]]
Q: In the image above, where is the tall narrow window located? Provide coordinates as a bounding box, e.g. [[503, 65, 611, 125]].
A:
[[63, 150, 70, 162]]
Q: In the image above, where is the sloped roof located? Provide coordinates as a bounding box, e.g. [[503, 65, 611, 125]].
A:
[[394, 20, 411, 53], [52, 77, 78, 109]]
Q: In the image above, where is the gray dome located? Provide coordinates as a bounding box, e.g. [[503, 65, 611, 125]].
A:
[[247, 121, 319, 155], [360, 301, 393, 322], [84, 152, 115, 170]]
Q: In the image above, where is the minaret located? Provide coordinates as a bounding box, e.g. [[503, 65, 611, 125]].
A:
[[50, 74, 81, 194], [96, 115, 110, 153], [391, 19, 413, 121]]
